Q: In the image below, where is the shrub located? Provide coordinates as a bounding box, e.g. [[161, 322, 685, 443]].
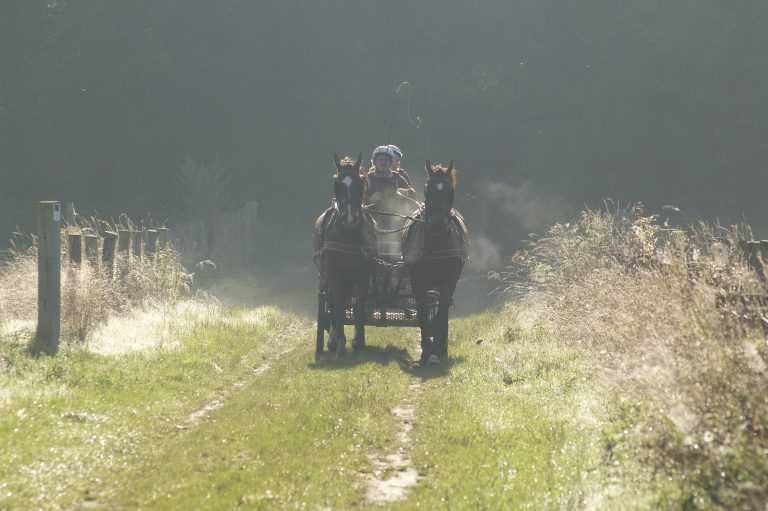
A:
[[504, 203, 768, 508], [0, 215, 191, 344]]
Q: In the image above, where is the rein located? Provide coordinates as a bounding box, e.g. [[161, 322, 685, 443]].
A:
[[374, 224, 411, 235], [363, 205, 425, 235], [363, 207, 423, 223]]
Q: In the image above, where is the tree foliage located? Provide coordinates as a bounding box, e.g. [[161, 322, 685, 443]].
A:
[[2, 1, 767, 250]]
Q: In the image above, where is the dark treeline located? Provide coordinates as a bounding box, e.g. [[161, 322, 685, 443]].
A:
[[2, 1, 768, 258]]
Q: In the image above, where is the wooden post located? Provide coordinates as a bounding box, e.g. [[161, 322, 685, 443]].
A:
[[760, 240, 768, 262], [747, 240, 764, 280], [68, 233, 82, 264], [118, 230, 130, 253], [35, 201, 61, 355], [103, 231, 117, 278], [738, 239, 749, 257], [117, 229, 131, 277], [157, 227, 169, 250], [84, 234, 99, 267], [132, 230, 142, 259], [146, 229, 158, 256]]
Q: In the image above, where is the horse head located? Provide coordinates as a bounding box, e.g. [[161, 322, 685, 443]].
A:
[[423, 160, 456, 232], [332, 153, 366, 228]]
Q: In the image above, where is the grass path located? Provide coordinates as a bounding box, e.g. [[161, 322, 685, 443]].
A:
[[362, 379, 422, 503], [1, 306, 621, 510]]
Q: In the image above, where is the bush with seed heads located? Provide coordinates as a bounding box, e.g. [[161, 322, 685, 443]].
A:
[[0, 216, 191, 344], [504, 203, 768, 508]]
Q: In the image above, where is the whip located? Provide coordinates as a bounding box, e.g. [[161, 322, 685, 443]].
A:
[[386, 82, 422, 143]]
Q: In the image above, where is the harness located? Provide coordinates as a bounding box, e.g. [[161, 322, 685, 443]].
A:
[[313, 206, 377, 271], [402, 208, 469, 266], [322, 240, 374, 256], [417, 248, 466, 261]]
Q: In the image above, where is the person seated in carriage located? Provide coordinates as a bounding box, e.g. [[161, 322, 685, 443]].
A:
[[387, 144, 415, 195], [365, 145, 414, 206], [365, 145, 415, 260]]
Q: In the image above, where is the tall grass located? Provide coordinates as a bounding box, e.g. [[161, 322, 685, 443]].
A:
[[504, 203, 768, 509], [0, 216, 191, 345]]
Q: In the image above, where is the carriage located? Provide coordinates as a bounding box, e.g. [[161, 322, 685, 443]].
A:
[[316, 155, 465, 363], [315, 206, 439, 346]]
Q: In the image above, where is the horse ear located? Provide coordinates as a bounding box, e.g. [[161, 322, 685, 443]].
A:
[[447, 160, 455, 173], [355, 152, 363, 172], [333, 154, 342, 172], [425, 160, 433, 175]]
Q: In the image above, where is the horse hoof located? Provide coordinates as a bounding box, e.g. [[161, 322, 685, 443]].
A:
[[336, 346, 347, 358], [328, 340, 338, 351], [427, 354, 440, 365], [352, 341, 365, 351]]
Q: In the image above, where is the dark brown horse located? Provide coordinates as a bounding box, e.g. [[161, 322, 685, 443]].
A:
[[313, 154, 377, 358], [402, 160, 469, 365]]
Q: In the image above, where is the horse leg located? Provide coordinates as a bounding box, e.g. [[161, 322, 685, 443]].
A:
[[327, 290, 338, 353], [411, 273, 432, 365], [352, 272, 368, 351], [316, 290, 326, 359], [329, 283, 348, 358], [433, 277, 458, 362]]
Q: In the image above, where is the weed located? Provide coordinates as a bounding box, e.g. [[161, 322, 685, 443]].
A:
[[0, 215, 191, 346], [504, 202, 768, 507]]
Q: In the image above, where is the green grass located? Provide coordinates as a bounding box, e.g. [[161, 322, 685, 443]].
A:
[[1, 304, 685, 510], [0, 306, 303, 509], [97, 330, 415, 510], [395, 313, 606, 510]]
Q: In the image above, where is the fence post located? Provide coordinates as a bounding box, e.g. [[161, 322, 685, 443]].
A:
[[84, 234, 99, 267], [745, 240, 764, 280], [146, 229, 158, 257], [68, 233, 82, 264], [760, 240, 768, 263], [103, 231, 117, 278], [118, 230, 130, 253], [117, 229, 131, 277], [35, 201, 61, 355], [132, 230, 142, 259], [157, 227, 169, 250]]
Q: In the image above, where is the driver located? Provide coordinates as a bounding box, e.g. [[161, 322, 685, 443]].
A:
[[387, 144, 415, 193], [365, 145, 414, 205]]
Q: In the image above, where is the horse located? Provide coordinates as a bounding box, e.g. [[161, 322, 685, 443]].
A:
[[313, 153, 377, 359], [401, 160, 469, 365]]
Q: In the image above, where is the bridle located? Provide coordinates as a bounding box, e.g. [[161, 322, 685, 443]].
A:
[[424, 176, 454, 231], [333, 171, 365, 225]]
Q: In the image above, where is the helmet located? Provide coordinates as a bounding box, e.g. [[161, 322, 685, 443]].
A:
[[388, 145, 403, 158], [372, 145, 395, 162]]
